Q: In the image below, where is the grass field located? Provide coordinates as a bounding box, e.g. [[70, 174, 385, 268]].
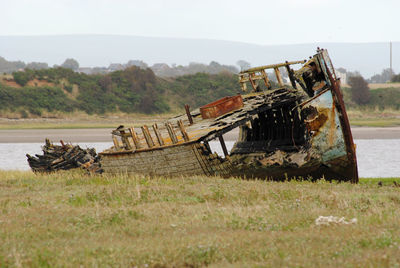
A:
[[0, 171, 399, 267]]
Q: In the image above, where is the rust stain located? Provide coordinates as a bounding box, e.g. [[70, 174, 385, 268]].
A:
[[305, 107, 329, 136], [328, 101, 336, 147]]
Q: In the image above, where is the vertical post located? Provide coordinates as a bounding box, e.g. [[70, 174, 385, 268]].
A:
[[184, 104, 193, 125], [261, 69, 271, 89], [152, 123, 165, 146], [248, 73, 257, 91], [141, 125, 155, 148], [177, 120, 190, 142], [119, 130, 132, 150], [390, 41, 393, 79], [218, 135, 228, 158], [274, 67, 284, 87], [285, 62, 297, 89], [129, 127, 142, 149], [112, 135, 120, 150], [165, 123, 178, 144]]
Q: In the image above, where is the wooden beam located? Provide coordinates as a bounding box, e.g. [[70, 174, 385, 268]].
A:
[[184, 104, 193, 125], [177, 120, 190, 142], [261, 69, 271, 89], [274, 67, 284, 87], [218, 135, 229, 157], [141, 125, 155, 148], [119, 130, 132, 150], [112, 135, 120, 150], [152, 123, 165, 146], [248, 73, 257, 91], [240, 60, 306, 73], [129, 127, 142, 149], [285, 63, 297, 89], [165, 123, 178, 144]]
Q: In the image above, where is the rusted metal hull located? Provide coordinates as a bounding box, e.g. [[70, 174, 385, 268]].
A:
[[100, 49, 358, 182]]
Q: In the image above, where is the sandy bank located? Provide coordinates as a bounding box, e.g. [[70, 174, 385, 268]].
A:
[[0, 127, 399, 143]]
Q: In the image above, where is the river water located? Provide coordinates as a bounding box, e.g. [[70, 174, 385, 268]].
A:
[[0, 139, 399, 178]]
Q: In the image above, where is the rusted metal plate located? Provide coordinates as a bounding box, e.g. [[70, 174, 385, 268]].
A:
[[200, 95, 244, 119]]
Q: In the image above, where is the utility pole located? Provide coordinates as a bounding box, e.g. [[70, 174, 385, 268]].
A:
[[390, 41, 393, 78]]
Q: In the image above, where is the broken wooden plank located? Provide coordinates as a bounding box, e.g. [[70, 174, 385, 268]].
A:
[[165, 122, 178, 144], [129, 127, 142, 149], [152, 123, 165, 146], [112, 135, 120, 150], [274, 67, 284, 87], [178, 120, 190, 142], [185, 104, 193, 125], [141, 125, 155, 148], [119, 130, 132, 150], [218, 135, 229, 157]]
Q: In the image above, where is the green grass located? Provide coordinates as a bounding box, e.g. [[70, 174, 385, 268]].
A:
[[349, 118, 400, 127], [0, 171, 399, 267]]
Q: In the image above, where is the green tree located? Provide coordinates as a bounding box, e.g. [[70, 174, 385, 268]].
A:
[[348, 76, 370, 105], [61, 58, 79, 71], [236, 60, 251, 71]]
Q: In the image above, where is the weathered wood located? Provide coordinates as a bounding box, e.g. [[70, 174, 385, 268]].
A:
[[112, 135, 120, 150], [119, 130, 132, 150], [152, 123, 165, 146], [240, 60, 306, 73], [218, 135, 229, 157], [261, 69, 271, 89], [27, 139, 103, 173], [141, 125, 155, 148], [185, 104, 193, 125], [274, 67, 284, 87], [285, 63, 297, 89], [129, 127, 142, 149], [178, 120, 190, 142], [248, 73, 257, 91], [165, 123, 178, 144]]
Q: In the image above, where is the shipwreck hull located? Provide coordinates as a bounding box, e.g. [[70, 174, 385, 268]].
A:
[[101, 142, 233, 177], [100, 49, 358, 182]]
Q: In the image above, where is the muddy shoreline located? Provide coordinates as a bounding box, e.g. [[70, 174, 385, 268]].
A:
[[0, 127, 399, 143]]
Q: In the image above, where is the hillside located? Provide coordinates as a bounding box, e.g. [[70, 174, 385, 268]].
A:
[[0, 35, 398, 77], [1, 66, 400, 120], [0, 67, 240, 117]]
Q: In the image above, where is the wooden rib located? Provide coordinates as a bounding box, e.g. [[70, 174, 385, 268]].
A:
[[112, 135, 120, 150], [261, 69, 272, 89], [177, 120, 190, 142], [129, 127, 142, 149], [165, 123, 178, 144], [184, 104, 193, 125], [141, 125, 155, 148], [248, 73, 257, 91], [119, 130, 132, 150], [274, 67, 284, 87], [218, 135, 229, 157], [152, 123, 165, 146], [285, 63, 297, 89]]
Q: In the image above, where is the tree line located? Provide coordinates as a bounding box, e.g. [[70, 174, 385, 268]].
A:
[[0, 66, 240, 117]]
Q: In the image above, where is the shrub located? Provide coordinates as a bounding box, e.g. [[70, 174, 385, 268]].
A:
[[348, 76, 370, 105]]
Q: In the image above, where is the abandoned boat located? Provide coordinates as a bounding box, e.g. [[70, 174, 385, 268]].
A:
[[99, 49, 359, 182]]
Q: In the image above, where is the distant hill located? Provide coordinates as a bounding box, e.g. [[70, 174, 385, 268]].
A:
[[0, 67, 239, 117], [0, 35, 397, 77]]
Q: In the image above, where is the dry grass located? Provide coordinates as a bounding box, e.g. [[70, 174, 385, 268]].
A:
[[0, 113, 173, 130], [347, 109, 400, 127], [0, 171, 399, 267]]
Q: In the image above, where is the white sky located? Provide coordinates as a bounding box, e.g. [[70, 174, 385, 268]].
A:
[[1, 0, 399, 45]]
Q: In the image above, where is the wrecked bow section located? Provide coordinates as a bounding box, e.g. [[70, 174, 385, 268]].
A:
[[100, 49, 358, 182]]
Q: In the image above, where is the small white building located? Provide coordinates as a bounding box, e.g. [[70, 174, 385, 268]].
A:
[[335, 70, 347, 85]]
